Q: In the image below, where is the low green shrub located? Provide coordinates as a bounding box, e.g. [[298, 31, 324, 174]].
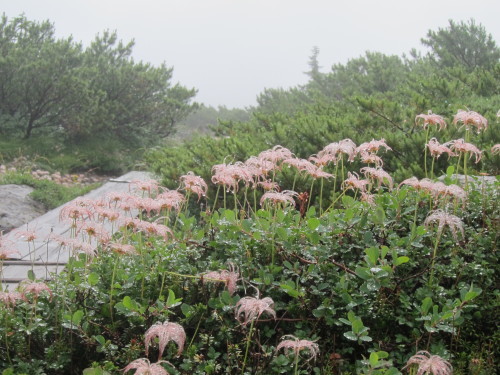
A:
[[1, 131, 497, 374]]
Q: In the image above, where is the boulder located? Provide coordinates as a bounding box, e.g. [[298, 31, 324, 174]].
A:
[[0, 185, 46, 233]]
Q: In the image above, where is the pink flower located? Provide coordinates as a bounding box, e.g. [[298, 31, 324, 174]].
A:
[[424, 210, 464, 242], [76, 221, 111, 244], [426, 138, 456, 159], [123, 358, 173, 375], [212, 162, 252, 192], [403, 350, 452, 375], [179, 172, 208, 201], [133, 220, 173, 241], [342, 172, 370, 192], [356, 138, 392, 155], [245, 157, 278, 181], [360, 167, 393, 190], [0, 234, 19, 260], [359, 151, 384, 167], [130, 179, 160, 196], [235, 293, 276, 326], [132, 197, 162, 217], [144, 321, 186, 359], [260, 190, 298, 207], [360, 192, 376, 205], [276, 335, 319, 361], [257, 180, 280, 191], [399, 177, 421, 190], [107, 242, 137, 255], [0, 291, 23, 308], [306, 166, 334, 180], [157, 190, 186, 212], [491, 144, 500, 155], [415, 111, 447, 131], [258, 145, 293, 164], [284, 157, 316, 172], [203, 264, 239, 295], [59, 201, 93, 222], [20, 280, 53, 301], [14, 228, 37, 242], [453, 109, 488, 133], [446, 139, 482, 163]]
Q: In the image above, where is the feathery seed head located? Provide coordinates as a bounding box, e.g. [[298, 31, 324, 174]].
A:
[[453, 109, 488, 133], [235, 293, 276, 326], [415, 111, 447, 131], [0, 291, 23, 308], [276, 335, 319, 362], [424, 210, 464, 242], [260, 190, 298, 207], [20, 280, 53, 301], [403, 350, 452, 375], [179, 172, 208, 200], [446, 139, 482, 163], [123, 358, 173, 375], [144, 321, 186, 359]]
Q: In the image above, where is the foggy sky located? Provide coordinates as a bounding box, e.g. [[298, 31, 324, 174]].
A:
[[2, 0, 499, 108]]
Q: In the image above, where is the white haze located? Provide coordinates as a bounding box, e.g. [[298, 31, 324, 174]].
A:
[[2, 0, 499, 108]]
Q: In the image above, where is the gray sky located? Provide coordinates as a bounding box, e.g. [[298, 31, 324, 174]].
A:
[[2, 0, 499, 108]]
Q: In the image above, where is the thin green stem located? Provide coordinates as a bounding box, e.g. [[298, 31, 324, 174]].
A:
[[319, 177, 324, 215], [307, 179, 315, 212], [212, 184, 221, 213], [424, 127, 431, 178], [241, 319, 255, 375], [428, 231, 443, 286], [109, 256, 120, 324]]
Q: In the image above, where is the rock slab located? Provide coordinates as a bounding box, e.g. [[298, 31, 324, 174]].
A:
[[0, 185, 46, 233]]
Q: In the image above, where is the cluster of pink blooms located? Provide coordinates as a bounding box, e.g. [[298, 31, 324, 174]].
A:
[[0, 280, 53, 308], [399, 177, 467, 207]]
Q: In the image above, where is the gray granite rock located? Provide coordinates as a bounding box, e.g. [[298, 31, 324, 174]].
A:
[[0, 185, 46, 233]]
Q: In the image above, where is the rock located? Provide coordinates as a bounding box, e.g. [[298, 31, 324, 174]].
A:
[[0, 185, 46, 233], [437, 174, 497, 188]]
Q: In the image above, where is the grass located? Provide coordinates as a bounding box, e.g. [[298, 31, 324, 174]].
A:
[[0, 171, 100, 210]]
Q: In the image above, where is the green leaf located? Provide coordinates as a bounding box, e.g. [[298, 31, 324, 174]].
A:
[[446, 166, 455, 177], [421, 297, 433, 315], [122, 296, 135, 310], [365, 247, 379, 265], [224, 209, 236, 222], [307, 217, 321, 230], [27, 269, 35, 281], [394, 256, 410, 266], [88, 272, 99, 286], [72, 310, 84, 326], [369, 352, 379, 367], [275, 227, 288, 241], [355, 267, 372, 280], [359, 335, 373, 342], [343, 331, 358, 341], [94, 335, 106, 346]]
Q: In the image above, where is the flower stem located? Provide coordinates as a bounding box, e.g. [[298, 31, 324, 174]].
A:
[[428, 231, 442, 286], [241, 319, 255, 375]]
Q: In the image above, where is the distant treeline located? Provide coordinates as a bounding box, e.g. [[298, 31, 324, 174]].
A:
[[147, 19, 500, 191]]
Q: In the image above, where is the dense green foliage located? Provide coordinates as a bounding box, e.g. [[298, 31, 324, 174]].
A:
[[0, 152, 497, 374], [147, 20, 499, 187]]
